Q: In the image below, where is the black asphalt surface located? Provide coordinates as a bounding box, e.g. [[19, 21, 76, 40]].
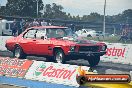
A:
[[0, 50, 132, 74]]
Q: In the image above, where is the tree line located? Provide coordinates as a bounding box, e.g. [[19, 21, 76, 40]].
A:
[[0, 0, 132, 24]]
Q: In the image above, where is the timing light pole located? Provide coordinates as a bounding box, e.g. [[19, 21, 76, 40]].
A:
[[103, 0, 106, 38]]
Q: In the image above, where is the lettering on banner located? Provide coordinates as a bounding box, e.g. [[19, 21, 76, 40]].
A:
[[0, 57, 33, 77], [34, 64, 76, 80], [0, 66, 26, 76], [0, 57, 25, 67], [105, 47, 126, 58]]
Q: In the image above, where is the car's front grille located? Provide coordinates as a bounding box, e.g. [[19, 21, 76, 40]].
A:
[[79, 46, 99, 52]]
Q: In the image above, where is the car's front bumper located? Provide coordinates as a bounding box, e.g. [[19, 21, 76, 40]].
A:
[[68, 51, 106, 56]]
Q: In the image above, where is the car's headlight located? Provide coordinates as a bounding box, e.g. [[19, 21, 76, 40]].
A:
[[101, 45, 107, 51], [70, 46, 76, 51]]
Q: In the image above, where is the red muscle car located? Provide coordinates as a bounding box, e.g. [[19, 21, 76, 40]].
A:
[[5, 26, 107, 67]]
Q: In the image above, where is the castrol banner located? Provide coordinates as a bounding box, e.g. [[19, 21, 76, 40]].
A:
[[101, 43, 132, 64], [0, 57, 33, 77], [25, 61, 90, 87]]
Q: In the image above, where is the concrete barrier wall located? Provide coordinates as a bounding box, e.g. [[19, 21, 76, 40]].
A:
[[0, 56, 132, 87], [24, 61, 90, 87], [101, 43, 132, 65], [0, 57, 33, 77], [0, 57, 90, 87]]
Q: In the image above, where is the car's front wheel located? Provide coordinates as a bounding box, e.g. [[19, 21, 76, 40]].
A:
[[54, 49, 66, 64], [13, 45, 26, 59], [87, 56, 100, 67]]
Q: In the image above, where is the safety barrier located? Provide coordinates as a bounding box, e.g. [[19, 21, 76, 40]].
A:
[[24, 61, 90, 87], [0, 56, 132, 87], [101, 43, 132, 65], [0, 57, 33, 78], [0, 57, 90, 87]]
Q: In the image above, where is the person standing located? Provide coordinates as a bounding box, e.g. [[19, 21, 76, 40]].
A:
[[11, 19, 18, 36], [32, 19, 39, 26], [20, 19, 26, 32], [41, 20, 47, 26]]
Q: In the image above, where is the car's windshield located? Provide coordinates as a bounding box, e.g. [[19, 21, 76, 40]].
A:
[[46, 28, 77, 38]]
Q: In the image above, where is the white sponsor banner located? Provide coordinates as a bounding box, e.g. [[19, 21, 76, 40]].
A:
[[25, 61, 90, 87], [101, 43, 132, 64]]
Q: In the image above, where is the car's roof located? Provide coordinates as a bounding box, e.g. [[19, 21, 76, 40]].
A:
[[30, 26, 68, 29]]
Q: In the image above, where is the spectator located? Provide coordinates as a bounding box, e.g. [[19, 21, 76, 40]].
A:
[[118, 28, 128, 42], [38, 20, 42, 26], [28, 21, 33, 28], [11, 19, 18, 36], [128, 29, 132, 41], [41, 20, 47, 26], [23, 20, 30, 30], [48, 20, 53, 25], [32, 19, 39, 26], [20, 19, 26, 32]]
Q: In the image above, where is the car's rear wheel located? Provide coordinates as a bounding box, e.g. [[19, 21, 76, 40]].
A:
[[13, 46, 26, 59], [87, 56, 100, 67], [54, 49, 66, 64]]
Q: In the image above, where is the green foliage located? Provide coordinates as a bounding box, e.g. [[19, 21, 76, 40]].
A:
[[81, 12, 103, 22], [0, 0, 132, 24], [0, 0, 43, 17], [43, 3, 68, 19]]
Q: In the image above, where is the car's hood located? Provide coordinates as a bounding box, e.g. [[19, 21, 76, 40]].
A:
[[50, 37, 102, 46]]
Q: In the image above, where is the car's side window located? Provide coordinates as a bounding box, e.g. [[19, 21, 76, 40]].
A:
[[36, 29, 46, 39], [46, 28, 66, 38], [23, 29, 37, 39]]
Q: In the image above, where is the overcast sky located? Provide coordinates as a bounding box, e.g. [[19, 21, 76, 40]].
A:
[[1, 0, 132, 16]]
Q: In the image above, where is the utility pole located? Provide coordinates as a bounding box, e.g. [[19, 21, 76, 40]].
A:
[[36, 0, 39, 17], [103, 0, 106, 38]]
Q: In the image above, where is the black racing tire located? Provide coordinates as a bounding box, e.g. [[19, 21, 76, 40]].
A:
[[54, 49, 66, 64], [87, 56, 100, 67], [13, 45, 26, 59], [76, 76, 87, 85]]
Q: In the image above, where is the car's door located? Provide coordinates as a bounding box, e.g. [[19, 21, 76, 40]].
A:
[[20, 28, 37, 54], [34, 29, 51, 55]]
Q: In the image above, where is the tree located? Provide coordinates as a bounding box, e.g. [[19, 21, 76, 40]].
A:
[[0, 6, 6, 15], [3, 0, 43, 17], [122, 9, 132, 18], [67, 13, 72, 19], [43, 3, 69, 19], [81, 12, 102, 22], [43, 4, 53, 18], [75, 15, 80, 20]]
